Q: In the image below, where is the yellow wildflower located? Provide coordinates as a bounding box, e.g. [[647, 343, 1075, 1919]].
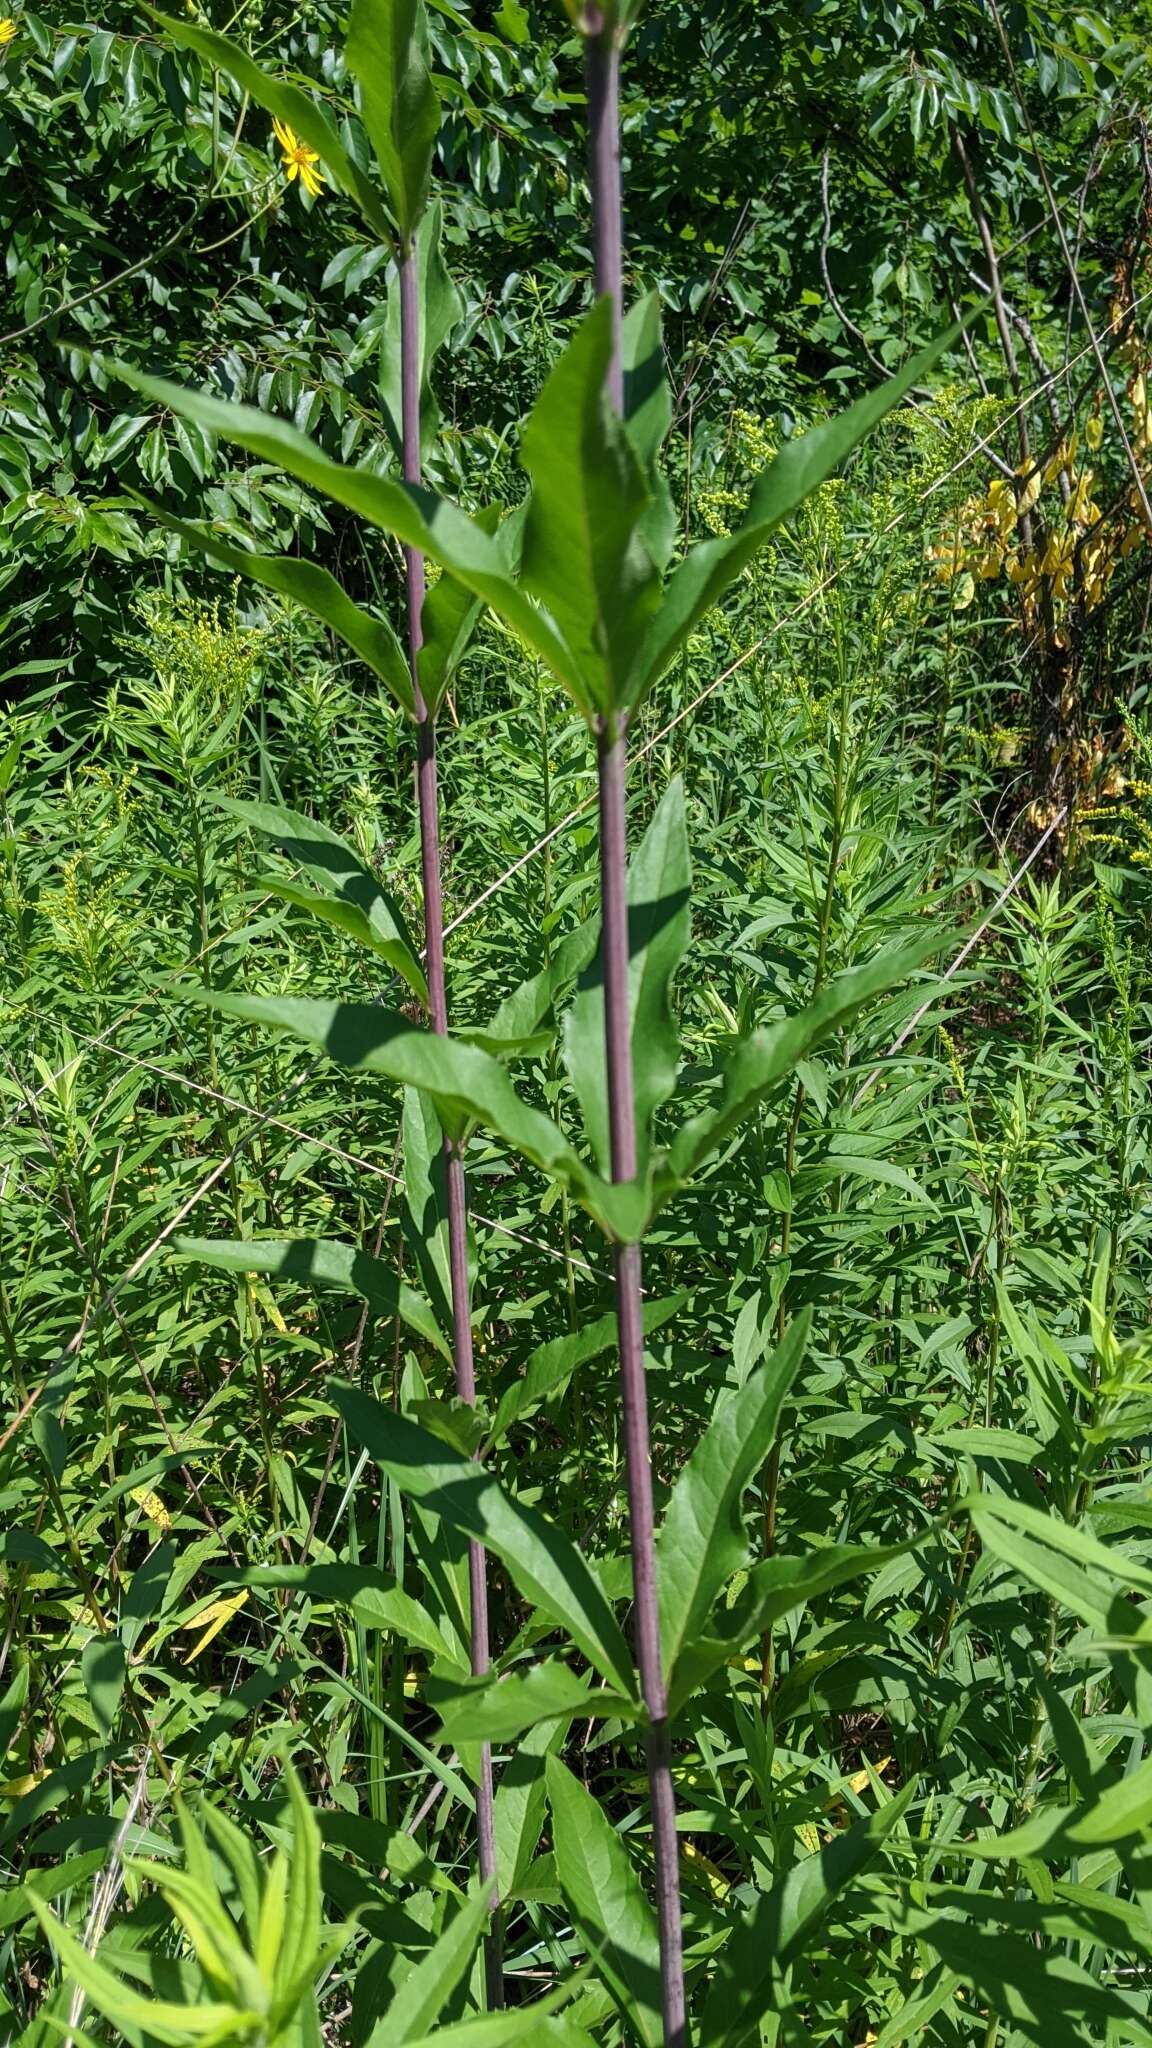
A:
[[0, 19, 17, 45], [272, 117, 325, 199]]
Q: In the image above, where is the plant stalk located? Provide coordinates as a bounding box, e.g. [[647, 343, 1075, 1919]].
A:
[[400, 239, 501, 2002], [588, 23, 687, 2044]]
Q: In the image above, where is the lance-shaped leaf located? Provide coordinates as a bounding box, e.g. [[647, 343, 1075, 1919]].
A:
[[657, 1312, 808, 1684], [625, 320, 964, 710], [667, 1537, 922, 1715], [346, 0, 439, 247], [563, 777, 691, 1176], [214, 797, 425, 999], [197, 989, 648, 1240], [401, 1086, 454, 1340], [488, 1293, 683, 1447], [372, 1882, 493, 2047], [149, 9, 391, 241], [133, 502, 414, 716], [110, 362, 584, 699], [483, 911, 601, 1050], [494, 1717, 566, 1899], [173, 1235, 447, 1357], [701, 1781, 917, 2046], [546, 1756, 663, 2048], [417, 501, 508, 716], [429, 1659, 636, 1746], [332, 1385, 636, 1697], [659, 937, 942, 1199], [380, 200, 463, 460], [622, 292, 676, 572], [230, 1562, 461, 1663], [520, 297, 663, 716]]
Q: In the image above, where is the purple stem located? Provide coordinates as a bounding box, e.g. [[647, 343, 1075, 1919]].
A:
[[587, 23, 688, 2047], [400, 240, 501, 2005]]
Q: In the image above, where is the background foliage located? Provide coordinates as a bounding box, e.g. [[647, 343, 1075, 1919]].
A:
[[4, 1, 1152, 2044]]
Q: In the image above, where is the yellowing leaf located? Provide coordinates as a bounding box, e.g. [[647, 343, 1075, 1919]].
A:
[[0, 1770, 48, 1799], [129, 1486, 172, 1530], [180, 1590, 249, 1664]]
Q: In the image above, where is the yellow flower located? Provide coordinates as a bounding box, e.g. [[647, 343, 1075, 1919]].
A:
[[272, 117, 325, 199], [0, 18, 17, 44]]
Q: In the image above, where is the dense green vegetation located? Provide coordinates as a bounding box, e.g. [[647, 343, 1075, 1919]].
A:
[[3, 2, 1152, 2044]]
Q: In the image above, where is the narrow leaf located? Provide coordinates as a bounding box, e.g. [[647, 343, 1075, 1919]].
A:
[[545, 1756, 663, 2048]]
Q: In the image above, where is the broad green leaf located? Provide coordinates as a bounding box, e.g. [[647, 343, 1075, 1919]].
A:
[[198, 990, 647, 1240], [401, 1086, 454, 1339], [494, 1717, 567, 1898], [380, 200, 464, 463], [405, 2005, 596, 2047], [661, 939, 941, 1197], [333, 1385, 636, 1696], [215, 797, 425, 999], [429, 1660, 635, 1745], [1067, 1750, 1152, 1844], [80, 1635, 125, 1738], [129, 504, 415, 717], [626, 321, 963, 708], [701, 1780, 916, 2046], [622, 292, 676, 570], [926, 1425, 1043, 1464], [228, 1563, 461, 1664], [489, 1294, 683, 1447], [149, 10, 391, 240], [545, 1756, 662, 2048], [667, 1538, 918, 1715], [520, 298, 662, 716], [111, 365, 583, 699], [173, 1235, 447, 1358], [657, 1312, 808, 1684], [484, 913, 601, 1050], [371, 1881, 492, 2047], [346, 0, 439, 244], [564, 778, 691, 1176], [902, 1903, 1152, 2047]]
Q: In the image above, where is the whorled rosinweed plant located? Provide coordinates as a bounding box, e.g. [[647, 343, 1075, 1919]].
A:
[[34, 0, 1010, 2041]]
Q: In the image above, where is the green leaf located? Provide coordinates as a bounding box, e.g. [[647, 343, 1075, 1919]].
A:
[[173, 1235, 447, 1358], [661, 939, 941, 1196], [81, 1634, 125, 1738], [332, 1385, 636, 1696], [701, 1780, 917, 2046], [370, 1881, 492, 2046], [493, 1717, 566, 1899], [483, 913, 601, 1050], [198, 989, 646, 1239], [622, 293, 676, 571], [545, 1756, 662, 2048], [429, 1660, 635, 1746], [110, 363, 584, 701], [519, 299, 662, 717], [401, 1087, 454, 1340], [1066, 1750, 1152, 1845], [668, 1538, 918, 1715], [626, 320, 963, 708], [27, 1900, 249, 2045], [902, 1903, 1152, 2047], [488, 1294, 684, 1447], [381, 201, 464, 464], [346, 0, 439, 245], [657, 1312, 808, 1685], [229, 1563, 462, 1663], [405, 2005, 596, 2047], [215, 797, 425, 1000], [133, 504, 415, 716], [148, 10, 392, 240], [563, 778, 691, 1176]]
